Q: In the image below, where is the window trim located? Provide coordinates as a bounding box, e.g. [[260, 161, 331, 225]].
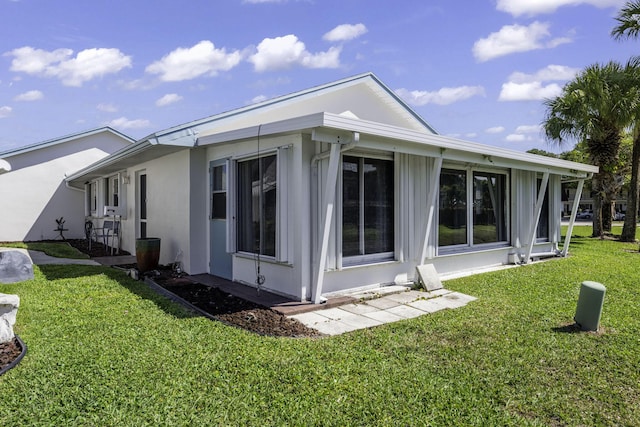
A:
[[232, 147, 289, 263]]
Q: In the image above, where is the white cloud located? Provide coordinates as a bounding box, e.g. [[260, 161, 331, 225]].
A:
[[146, 41, 242, 82], [97, 103, 118, 113], [505, 123, 542, 142], [156, 93, 183, 107], [0, 106, 12, 118], [14, 90, 43, 101], [508, 64, 579, 83], [496, 0, 624, 17], [249, 34, 341, 72], [515, 124, 542, 134], [107, 117, 151, 129], [486, 126, 506, 134], [323, 23, 368, 42], [499, 64, 577, 101], [499, 81, 563, 101], [472, 21, 571, 62], [247, 95, 268, 104], [5, 46, 132, 86], [395, 85, 485, 106], [505, 133, 528, 142]]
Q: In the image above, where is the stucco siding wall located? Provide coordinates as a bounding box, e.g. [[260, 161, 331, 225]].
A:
[[0, 133, 130, 241], [119, 150, 191, 269]]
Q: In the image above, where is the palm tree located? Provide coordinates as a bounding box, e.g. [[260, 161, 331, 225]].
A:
[[612, 1, 640, 40], [612, 4, 640, 241], [543, 62, 632, 237], [618, 58, 640, 241]]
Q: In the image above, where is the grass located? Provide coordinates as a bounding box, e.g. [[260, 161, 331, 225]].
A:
[[0, 241, 88, 259], [1, 226, 639, 425]]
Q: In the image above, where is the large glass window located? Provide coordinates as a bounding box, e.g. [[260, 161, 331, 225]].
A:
[[237, 155, 277, 256], [342, 156, 394, 260], [536, 178, 550, 240], [473, 172, 507, 244], [439, 168, 508, 248], [438, 169, 467, 246]]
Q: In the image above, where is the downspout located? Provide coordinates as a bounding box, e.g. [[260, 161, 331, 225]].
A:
[[64, 176, 85, 192], [310, 131, 359, 304], [523, 172, 549, 263], [419, 156, 443, 265], [561, 177, 587, 257]]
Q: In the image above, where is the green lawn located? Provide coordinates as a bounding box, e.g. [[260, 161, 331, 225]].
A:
[[1, 226, 639, 425], [0, 241, 88, 259]]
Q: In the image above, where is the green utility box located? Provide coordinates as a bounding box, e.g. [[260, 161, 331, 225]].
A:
[[574, 281, 606, 331]]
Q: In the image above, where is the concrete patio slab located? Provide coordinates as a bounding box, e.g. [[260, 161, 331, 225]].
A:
[[363, 297, 402, 310], [385, 304, 429, 319], [408, 298, 448, 313]]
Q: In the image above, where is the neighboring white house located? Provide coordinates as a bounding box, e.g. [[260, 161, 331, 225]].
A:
[[0, 128, 134, 242], [65, 73, 598, 303]]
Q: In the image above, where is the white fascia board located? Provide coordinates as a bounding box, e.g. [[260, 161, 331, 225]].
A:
[[320, 113, 599, 175], [197, 113, 326, 146], [64, 139, 156, 185], [196, 111, 598, 176]]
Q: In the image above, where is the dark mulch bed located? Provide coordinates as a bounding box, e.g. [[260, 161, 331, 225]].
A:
[[65, 238, 131, 258], [0, 338, 23, 374], [152, 274, 323, 338]]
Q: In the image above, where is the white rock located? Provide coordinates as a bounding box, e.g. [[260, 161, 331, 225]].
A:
[[0, 293, 20, 343]]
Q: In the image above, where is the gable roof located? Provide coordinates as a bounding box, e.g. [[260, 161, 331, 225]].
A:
[[0, 127, 135, 159], [66, 72, 437, 184], [149, 72, 437, 146]]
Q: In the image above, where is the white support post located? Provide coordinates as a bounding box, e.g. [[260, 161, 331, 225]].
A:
[[524, 172, 549, 263], [419, 157, 443, 265], [561, 178, 584, 257], [312, 143, 342, 304]]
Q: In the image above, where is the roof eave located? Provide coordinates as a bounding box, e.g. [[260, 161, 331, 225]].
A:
[[198, 112, 598, 176]]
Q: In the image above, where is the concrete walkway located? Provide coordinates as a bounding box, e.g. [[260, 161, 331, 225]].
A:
[[289, 287, 477, 336], [25, 249, 100, 266]]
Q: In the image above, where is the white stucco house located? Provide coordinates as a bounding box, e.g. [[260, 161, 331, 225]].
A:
[[0, 128, 134, 242], [65, 73, 597, 303]]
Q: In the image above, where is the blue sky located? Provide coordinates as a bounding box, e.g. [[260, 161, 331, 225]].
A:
[[0, 0, 635, 153]]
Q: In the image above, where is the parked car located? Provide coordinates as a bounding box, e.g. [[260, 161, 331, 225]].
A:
[[576, 210, 593, 220], [614, 212, 626, 221]]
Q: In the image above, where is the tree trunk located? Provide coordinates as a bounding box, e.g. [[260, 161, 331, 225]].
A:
[[592, 173, 604, 238], [621, 133, 640, 241]]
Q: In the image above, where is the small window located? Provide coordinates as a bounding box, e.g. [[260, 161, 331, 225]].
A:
[[211, 165, 227, 220], [88, 181, 97, 215], [105, 175, 119, 207]]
